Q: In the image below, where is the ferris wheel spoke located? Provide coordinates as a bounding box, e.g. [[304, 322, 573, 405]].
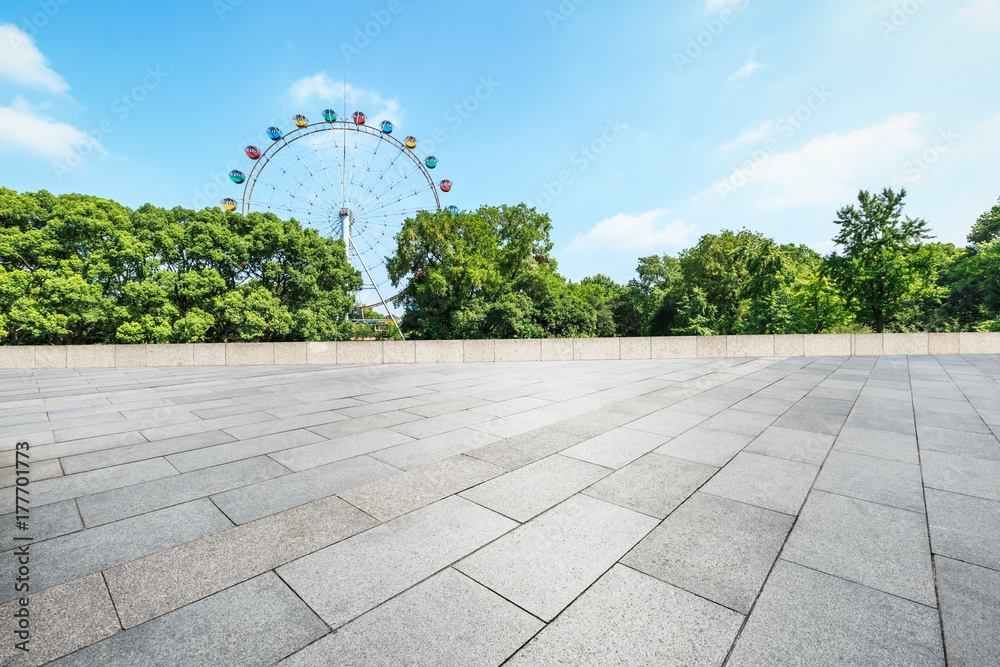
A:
[[347, 132, 384, 206], [272, 162, 342, 210], [282, 138, 341, 207], [359, 181, 435, 214], [356, 166, 427, 210], [252, 179, 335, 214]]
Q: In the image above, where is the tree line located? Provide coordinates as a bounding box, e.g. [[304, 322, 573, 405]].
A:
[[2, 186, 997, 345], [0, 188, 361, 345], [389, 190, 1000, 339]]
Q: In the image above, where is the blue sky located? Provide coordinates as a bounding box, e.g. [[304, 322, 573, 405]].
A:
[[1, 0, 998, 283]]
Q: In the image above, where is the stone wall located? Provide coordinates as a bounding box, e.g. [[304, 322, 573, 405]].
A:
[[1, 333, 998, 368]]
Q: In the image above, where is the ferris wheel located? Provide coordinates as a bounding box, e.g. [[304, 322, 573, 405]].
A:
[[221, 108, 455, 329]]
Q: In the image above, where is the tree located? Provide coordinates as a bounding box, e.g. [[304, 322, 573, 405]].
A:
[[828, 188, 933, 333], [967, 198, 1000, 249]]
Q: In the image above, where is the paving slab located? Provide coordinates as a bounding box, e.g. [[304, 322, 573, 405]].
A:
[[268, 428, 414, 472], [782, 490, 937, 606], [60, 429, 237, 474], [745, 425, 835, 464], [936, 556, 1000, 667], [1, 498, 232, 602], [455, 494, 658, 621], [371, 427, 500, 470], [0, 574, 120, 667], [210, 455, 399, 524], [166, 428, 326, 472], [583, 452, 716, 519], [461, 454, 610, 521], [277, 496, 516, 629], [926, 488, 1000, 571], [23, 458, 178, 511], [833, 425, 920, 464], [653, 426, 753, 467], [561, 427, 668, 469], [1, 499, 82, 552], [505, 565, 743, 667], [622, 492, 793, 613], [918, 425, 1000, 461], [921, 449, 1000, 501], [104, 494, 377, 628], [53, 573, 327, 667], [465, 426, 586, 469], [815, 450, 925, 513], [726, 560, 945, 667], [627, 408, 708, 437], [701, 451, 818, 515], [77, 456, 289, 526], [280, 568, 543, 667]]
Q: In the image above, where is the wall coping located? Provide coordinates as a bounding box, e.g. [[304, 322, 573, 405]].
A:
[[1, 333, 997, 369]]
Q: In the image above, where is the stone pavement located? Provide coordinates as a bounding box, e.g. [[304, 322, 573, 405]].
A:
[[0, 354, 998, 666]]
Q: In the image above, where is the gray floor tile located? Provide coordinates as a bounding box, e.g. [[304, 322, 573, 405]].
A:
[[211, 455, 399, 524], [561, 427, 667, 469], [699, 408, 777, 436], [53, 573, 327, 667], [277, 496, 516, 629], [280, 568, 542, 667], [1, 499, 82, 552], [455, 494, 658, 621], [25, 458, 178, 510], [921, 450, 1000, 501], [465, 426, 585, 469], [745, 426, 835, 464], [506, 565, 743, 667], [372, 428, 500, 470], [815, 450, 925, 513], [936, 556, 1000, 667], [461, 454, 610, 522], [916, 410, 992, 434], [918, 425, 1000, 461], [60, 429, 237, 474], [268, 428, 414, 472], [834, 425, 920, 464], [926, 488, 1000, 571], [627, 408, 708, 437], [782, 491, 936, 605], [167, 428, 327, 472], [77, 456, 289, 526], [653, 427, 753, 466], [846, 404, 916, 435], [702, 452, 818, 515], [104, 495, 377, 628], [339, 454, 505, 521], [0, 574, 120, 667], [584, 453, 716, 519], [623, 492, 792, 613], [733, 395, 797, 415], [772, 406, 847, 435], [1, 498, 232, 602], [727, 560, 944, 667]]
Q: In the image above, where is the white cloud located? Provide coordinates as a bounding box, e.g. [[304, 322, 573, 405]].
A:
[[567, 209, 698, 254], [729, 60, 762, 81], [0, 97, 104, 160], [0, 24, 69, 93], [718, 120, 775, 152], [701, 113, 927, 210], [287, 73, 402, 124]]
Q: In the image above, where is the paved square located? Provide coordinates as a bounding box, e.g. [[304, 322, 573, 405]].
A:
[[1, 353, 999, 665]]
